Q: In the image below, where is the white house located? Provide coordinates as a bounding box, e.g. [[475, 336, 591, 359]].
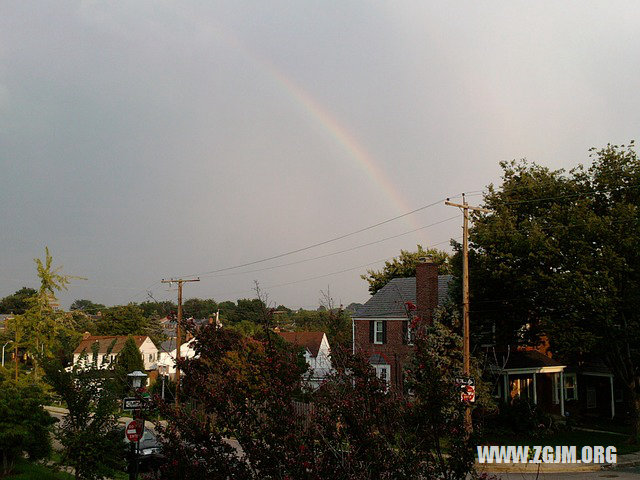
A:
[[73, 334, 159, 371], [277, 331, 333, 389], [157, 338, 197, 380]]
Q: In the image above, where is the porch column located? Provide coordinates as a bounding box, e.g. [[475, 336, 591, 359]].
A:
[[560, 371, 565, 417], [503, 373, 509, 403], [532, 373, 537, 405], [610, 376, 615, 419]]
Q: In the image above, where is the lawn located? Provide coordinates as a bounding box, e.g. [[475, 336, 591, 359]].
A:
[[2, 459, 73, 480], [482, 429, 640, 455]]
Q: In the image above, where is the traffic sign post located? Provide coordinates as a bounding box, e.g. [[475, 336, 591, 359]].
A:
[[126, 419, 144, 480]]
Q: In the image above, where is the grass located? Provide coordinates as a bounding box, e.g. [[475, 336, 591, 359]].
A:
[[482, 429, 640, 455], [2, 459, 74, 480]]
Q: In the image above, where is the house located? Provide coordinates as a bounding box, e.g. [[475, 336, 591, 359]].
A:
[[73, 334, 159, 371], [157, 338, 197, 380], [352, 257, 452, 388], [277, 331, 333, 389], [490, 349, 620, 420]]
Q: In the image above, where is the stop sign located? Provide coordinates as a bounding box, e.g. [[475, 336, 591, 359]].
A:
[[125, 420, 142, 442]]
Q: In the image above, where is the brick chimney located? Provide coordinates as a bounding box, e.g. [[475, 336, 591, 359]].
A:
[[416, 256, 438, 323]]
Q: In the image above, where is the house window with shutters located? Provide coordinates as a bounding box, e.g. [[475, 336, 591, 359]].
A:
[[369, 320, 386, 344], [375, 321, 384, 344]]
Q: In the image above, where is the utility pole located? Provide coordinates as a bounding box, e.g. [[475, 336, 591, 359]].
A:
[[445, 194, 490, 433], [161, 278, 200, 405]]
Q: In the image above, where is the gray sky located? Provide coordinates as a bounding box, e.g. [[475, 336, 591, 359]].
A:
[[1, 1, 639, 309]]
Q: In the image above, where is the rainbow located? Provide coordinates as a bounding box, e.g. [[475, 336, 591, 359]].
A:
[[215, 24, 422, 230]]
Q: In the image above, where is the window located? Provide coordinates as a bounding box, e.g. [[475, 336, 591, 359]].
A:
[[402, 321, 413, 345], [149, 353, 153, 362], [374, 321, 385, 344], [510, 377, 532, 400], [374, 364, 390, 384], [615, 388, 624, 403], [564, 373, 577, 401], [553, 373, 560, 404]]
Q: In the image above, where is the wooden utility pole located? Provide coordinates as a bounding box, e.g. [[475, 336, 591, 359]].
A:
[[445, 194, 490, 433], [161, 278, 200, 405]]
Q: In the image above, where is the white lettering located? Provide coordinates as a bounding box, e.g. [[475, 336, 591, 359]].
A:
[[582, 446, 593, 463]]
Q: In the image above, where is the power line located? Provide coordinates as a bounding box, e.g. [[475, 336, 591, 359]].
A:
[[176, 197, 448, 278], [209, 237, 458, 300], [200, 216, 459, 279]]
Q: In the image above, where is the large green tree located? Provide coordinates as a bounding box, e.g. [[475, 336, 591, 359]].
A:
[[70, 299, 105, 315], [0, 377, 55, 475], [465, 143, 640, 437], [43, 359, 125, 480], [182, 297, 218, 319], [0, 287, 37, 314], [361, 245, 451, 295]]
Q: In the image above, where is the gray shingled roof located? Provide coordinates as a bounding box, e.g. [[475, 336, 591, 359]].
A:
[[353, 275, 453, 318]]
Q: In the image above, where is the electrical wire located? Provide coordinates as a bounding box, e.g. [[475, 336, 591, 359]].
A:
[[175, 197, 448, 278], [200, 216, 459, 279]]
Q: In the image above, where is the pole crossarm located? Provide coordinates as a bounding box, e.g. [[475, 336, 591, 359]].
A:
[[444, 201, 490, 213]]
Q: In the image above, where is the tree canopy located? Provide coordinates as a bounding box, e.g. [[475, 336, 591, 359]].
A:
[[464, 142, 640, 435], [0, 287, 37, 315], [70, 299, 106, 315], [361, 245, 451, 295]]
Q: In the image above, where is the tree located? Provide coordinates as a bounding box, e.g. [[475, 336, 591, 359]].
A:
[[70, 299, 105, 315], [318, 288, 352, 349], [138, 300, 176, 319], [402, 317, 476, 479], [94, 304, 165, 347], [182, 298, 218, 319], [6, 248, 77, 379], [466, 143, 640, 437], [0, 376, 55, 475], [361, 245, 451, 295], [156, 313, 476, 478], [117, 336, 145, 373], [0, 287, 37, 314], [43, 358, 125, 479]]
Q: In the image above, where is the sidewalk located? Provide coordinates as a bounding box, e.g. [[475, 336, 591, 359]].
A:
[[475, 451, 640, 474]]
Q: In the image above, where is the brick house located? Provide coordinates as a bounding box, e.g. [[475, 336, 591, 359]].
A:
[[352, 258, 451, 388]]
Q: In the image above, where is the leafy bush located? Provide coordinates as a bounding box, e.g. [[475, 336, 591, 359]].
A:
[[0, 377, 55, 475]]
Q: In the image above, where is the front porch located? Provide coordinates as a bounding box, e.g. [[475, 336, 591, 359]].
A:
[[492, 350, 616, 420]]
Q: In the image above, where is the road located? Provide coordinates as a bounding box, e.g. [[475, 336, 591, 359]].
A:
[[488, 468, 640, 479]]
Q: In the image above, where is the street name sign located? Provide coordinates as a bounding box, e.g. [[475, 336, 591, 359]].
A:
[[122, 397, 146, 411]]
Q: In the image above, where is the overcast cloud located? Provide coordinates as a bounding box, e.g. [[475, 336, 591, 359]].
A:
[[1, 1, 639, 309]]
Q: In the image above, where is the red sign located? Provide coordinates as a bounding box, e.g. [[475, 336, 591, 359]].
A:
[[461, 384, 476, 403], [125, 420, 142, 442]]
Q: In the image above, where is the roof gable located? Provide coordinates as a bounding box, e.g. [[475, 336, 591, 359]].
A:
[[277, 331, 326, 357], [353, 275, 453, 318], [73, 335, 152, 356]]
